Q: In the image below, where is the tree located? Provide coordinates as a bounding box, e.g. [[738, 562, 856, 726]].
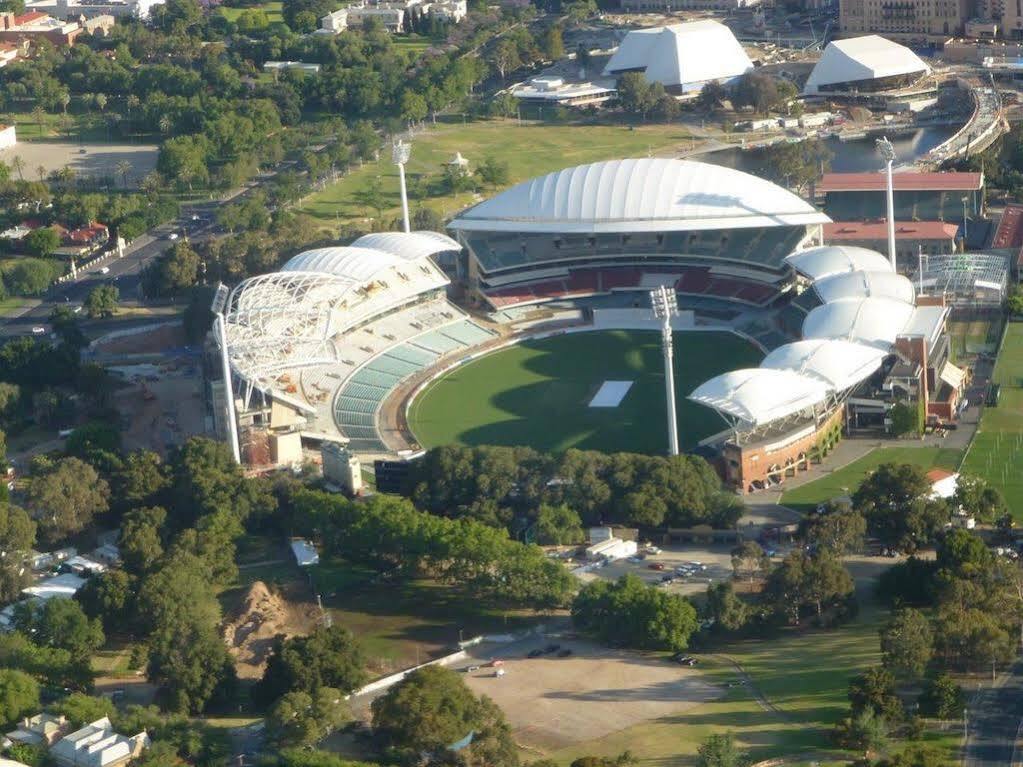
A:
[[145, 242, 200, 297], [703, 581, 749, 633], [849, 666, 903, 722], [147, 618, 237, 714], [540, 25, 564, 61], [696, 733, 748, 767], [617, 72, 655, 120], [889, 400, 922, 437], [764, 551, 854, 625], [880, 608, 933, 680], [75, 569, 135, 632], [952, 475, 1007, 525], [50, 692, 115, 727], [833, 708, 888, 756], [0, 503, 35, 603], [267, 687, 349, 746], [731, 541, 770, 583], [24, 457, 110, 544], [733, 71, 782, 114], [254, 626, 367, 708], [12, 598, 104, 658], [853, 463, 945, 552], [24, 227, 61, 258], [84, 284, 119, 319], [535, 503, 583, 546], [800, 502, 866, 555], [371, 666, 517, 766], [119, 507, 167, 575], [491, 38, 521, 82], [399, 92, 428, 126], [754, 139, 832, 194], [698, 80, 728, 110], [5, 260, 60, 297], [0, 669, 40, 724], [875, 745, 949, 767], [476, 156, 510, 189], [918, 674, 964, 719], [351, 177, 387, 220], [571, 574, 698, 651]]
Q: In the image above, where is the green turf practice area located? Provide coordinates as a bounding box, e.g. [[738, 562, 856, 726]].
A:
[[407, 329, 762, 454], [780, 447, 962, 513], [961, 320, 1023, 519]]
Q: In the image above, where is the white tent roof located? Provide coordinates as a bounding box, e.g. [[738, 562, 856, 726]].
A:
[[448, 159, 830, 234], [803, 296, 916, 349], [804, 35, 930, 95], [786, 245, 893, 281], [761, 338, 889, 391], [351, 231, 461, 259], [603, 20, 753, 91], [814, 270, 915, 304], [689, 368, 832, 427]]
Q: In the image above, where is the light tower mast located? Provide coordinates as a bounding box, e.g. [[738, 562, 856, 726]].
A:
[[392, 139, 411, 234], [211, 283, 241, 464], [876, 136, 898, 271], [650, 285, 680, 456]]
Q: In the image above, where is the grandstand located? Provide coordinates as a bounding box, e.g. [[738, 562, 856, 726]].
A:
[[222, 230, 499, 456], [690, 244, 963, 493], [448, 158, 830, 311], [817, 171, 983, 223]]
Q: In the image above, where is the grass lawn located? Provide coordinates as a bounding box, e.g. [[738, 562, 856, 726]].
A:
[[549, 606, 885, 767], [0, 297, 30, 317], [408, 329, 761, 454], [960, 320, 1023, 518], [297, 119, 699, 228], [390, 34, 433, 54], [780, 447, 963, 512], [216, 1, 283, 22]]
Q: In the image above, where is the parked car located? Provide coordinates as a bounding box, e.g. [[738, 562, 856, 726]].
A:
[[544, 644, 560, 654], [557, 649, 572, 658], [465, 665, 480, 672], [648, 563, 665, 571], [527, 649, 543, 658]]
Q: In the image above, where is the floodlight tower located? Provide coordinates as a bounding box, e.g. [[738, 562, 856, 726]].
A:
[[876, 136, 898, 270], [211, 283, 241, 465], [393, 139, 412, 234], [650, 285, 680, 457]]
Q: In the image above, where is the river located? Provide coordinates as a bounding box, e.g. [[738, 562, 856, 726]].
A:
[[702, 124, 962, 173]]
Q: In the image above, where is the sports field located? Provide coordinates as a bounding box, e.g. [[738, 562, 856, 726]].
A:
[[407, 330, 762, 454], [961, 320, 1023, 518]]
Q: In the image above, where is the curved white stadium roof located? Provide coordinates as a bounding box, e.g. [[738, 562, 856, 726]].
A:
[[786, 245, 893, 281], [224, 232, 454, 390], [603, 20, 753, 92], [689, 368, 832, 427], [448, 159, 831, 234], [761, 339, 889, 391], [802, 296, 916, 349], [814, 270, 915, 304], [803, 35, 930, 96]]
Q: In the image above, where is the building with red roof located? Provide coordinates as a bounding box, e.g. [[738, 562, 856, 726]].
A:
[[0, 11, 81, 45], [824, 220, 959, 263], [817, 170, 984, 224]]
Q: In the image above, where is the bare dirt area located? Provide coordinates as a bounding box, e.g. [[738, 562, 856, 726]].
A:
[[110, 363, 205, 455], [224, 581, 320, 679], [0, 141, 158, 187], [458, 639, 721, 753], [91, 322, 187, 355]]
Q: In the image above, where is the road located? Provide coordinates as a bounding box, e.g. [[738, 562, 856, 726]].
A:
[[964, 660, 1023, 767]]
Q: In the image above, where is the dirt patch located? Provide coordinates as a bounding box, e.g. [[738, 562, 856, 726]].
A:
[[92, 323, 186, 356], [223, 581, 319, 679]]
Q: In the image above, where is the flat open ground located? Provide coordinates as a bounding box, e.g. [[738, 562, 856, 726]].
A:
[[961, 320, 1023, 517], [460, 638, 720, 752], [0, 140, 158, 187], [297, 120, 699, 228], [779, 446, 963, 512], [408, 330, 761, 454]]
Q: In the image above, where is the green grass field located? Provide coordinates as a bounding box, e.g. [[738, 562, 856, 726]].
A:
[[948, 317, 1002, 364], [780, 447, 963, 512], [961, 320, 1023, 518], [216, 1, 283, 22], [297, 120, 699, 228], [408, 330, 761, 454]]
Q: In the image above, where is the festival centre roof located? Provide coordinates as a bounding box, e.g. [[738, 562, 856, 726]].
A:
[[803, 35, 931, 95], [603, 20, 754, 92], [447, 159, 831, 235]]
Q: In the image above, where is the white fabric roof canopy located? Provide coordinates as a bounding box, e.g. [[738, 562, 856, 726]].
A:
[[803, 297, 917, 349], [448, 158, 830, 234], [814, 270, 915, 304], [761, 339, 889, 391], [603, 20, 753, 92], [803, 35, 930, 95], [786, 245, 894, 281], [689, 368, 832, 427]]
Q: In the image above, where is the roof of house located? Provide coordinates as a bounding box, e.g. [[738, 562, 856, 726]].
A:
[[818, 171, 984, 193], [13, 11, 49, 24], [824, 221, 960, 240], [67, 223, 108, 243]]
